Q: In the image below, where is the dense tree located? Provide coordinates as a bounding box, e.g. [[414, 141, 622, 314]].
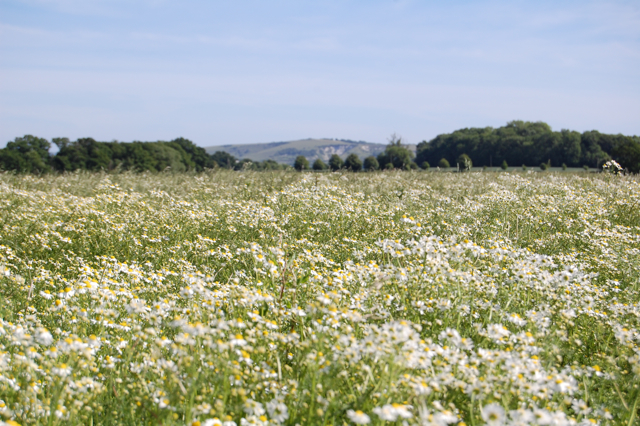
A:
[[363, 156, 379, 171], [344, 154, 362, 172], [294, 155, 309, 171], [438, 158, 450, 169], [611, 138, 640, 174], [415, 121, 640, 171], [211, 151, 237, 169], [501, 160, 509, 170], [0, 135, 51, 173], [457, 154, 472, 171], [377, 135, 414, 170], [312, 158, 328, 171], [328, 154, 343, 171]]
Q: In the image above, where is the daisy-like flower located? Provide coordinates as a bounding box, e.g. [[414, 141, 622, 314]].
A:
[[346, 409, 371, 424], [481, 403, 505, 426]]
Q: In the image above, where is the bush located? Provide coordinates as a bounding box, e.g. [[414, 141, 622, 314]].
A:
[[421, 161, 430, 170], [562, 163, 568, 170], [312, 159, 328, 171], [457, 154, 472, 171], [385, 162, 394, 170], [363, 156, 379, 171], [522, 164, 527, 171], [344, 154, 362, 172], [294, 155, 309, 171], [328, 154, 343, 171], [409, 162, 419, 170], [540, 162, 548, 171], [377, 134, 414, 170], [501, 160, 508, 170], [438, 158, 450, 169], [583, 165, 589, 171]]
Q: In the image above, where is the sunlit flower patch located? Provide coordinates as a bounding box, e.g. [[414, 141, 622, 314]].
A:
[[0, 170, 638, 425]]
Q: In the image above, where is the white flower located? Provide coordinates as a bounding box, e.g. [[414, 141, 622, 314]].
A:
[[481, 403, 505, 426], [243, 399, 265, 416], [35, 328, 53, 346], [266, 399, 289, 423], [202, 419, 223, 426], [347, 409, 371, 424], [373, 404, 412, 421]]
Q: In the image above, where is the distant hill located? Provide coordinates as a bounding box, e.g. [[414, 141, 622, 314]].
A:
[[205, 138, 416, 165]]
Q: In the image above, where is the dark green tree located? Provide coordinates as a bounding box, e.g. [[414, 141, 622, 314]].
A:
[[363, 156, 379, 171], [312, 158, 328, 171], [421, 161, 430, 170], [0, 135, 51, 173], [501, 160, 508, 170], [438, 158, 450, 169], [611, 138, 640, 174], [344, 154, 362, 172], [377, 134, 414, 170], [457, 153, 472, 171], [211, 151, 237, 169], [294, 155, 309, 171], [328, 154, 343, 171]]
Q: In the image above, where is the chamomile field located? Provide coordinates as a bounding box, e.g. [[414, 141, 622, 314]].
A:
[[1, 171, 640, 426]]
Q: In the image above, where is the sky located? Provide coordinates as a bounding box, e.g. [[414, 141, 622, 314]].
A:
[[1, 0, 639, 148]]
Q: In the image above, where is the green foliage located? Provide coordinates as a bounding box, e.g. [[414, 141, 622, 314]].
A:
[[415, 121, 639, 170], [377, 135, 414, 170], [457, 153, 472, 171], [0, 135, 51, 173], [501, 160, 508, 170], [328, 154, 343, 171], [363, 156, 379, 171], [211, 151, 238, 169], [540, 162, 548, 171], [343, 153, 362, 172], [562, 163, 568, 170], [421, 161, 430, 170], [611, 137, 640, 174], [312, 158, 328, 171], [522, 164, 527, 171], [438, 158, 450, 169], [294, 155, 309, 171]]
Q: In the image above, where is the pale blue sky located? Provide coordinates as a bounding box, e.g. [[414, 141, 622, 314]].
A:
[[1, 0, 639, 147]]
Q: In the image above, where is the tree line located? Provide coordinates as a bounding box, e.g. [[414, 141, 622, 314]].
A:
[[2, 121, 639, 174], [0, 136, 291, 174], [415, 121, 640, 173]]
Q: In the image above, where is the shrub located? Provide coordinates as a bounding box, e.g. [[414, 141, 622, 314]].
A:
[[421, 161, 430, 170], [522, 164, 527, 171], [312, 159, 328, 171], [583, 165, 589, 171], [328, 154, 343, 171], [501, 160, 508, 170], [562, 163, 568, 170], [438, 158, 450, 169], [457, 154, 472, 171], [344, 154, 363, 172], [540, 162, 548, 171], [363, 156, 379, 171], [294, 155, 309, 171]]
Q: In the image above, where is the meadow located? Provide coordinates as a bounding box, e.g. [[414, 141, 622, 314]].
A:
[[0, 170, 639, 426]]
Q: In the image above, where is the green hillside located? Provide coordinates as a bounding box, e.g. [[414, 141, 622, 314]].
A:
[[205, 138, 416, 165]]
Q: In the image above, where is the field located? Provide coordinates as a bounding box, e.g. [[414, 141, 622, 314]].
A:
[[1, 171, 639, 426]]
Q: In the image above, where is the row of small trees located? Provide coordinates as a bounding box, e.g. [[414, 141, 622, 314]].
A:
[[294, 135, 417, 171]]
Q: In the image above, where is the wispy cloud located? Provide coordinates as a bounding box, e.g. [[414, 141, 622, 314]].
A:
[[1, 0, 638, 145]]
